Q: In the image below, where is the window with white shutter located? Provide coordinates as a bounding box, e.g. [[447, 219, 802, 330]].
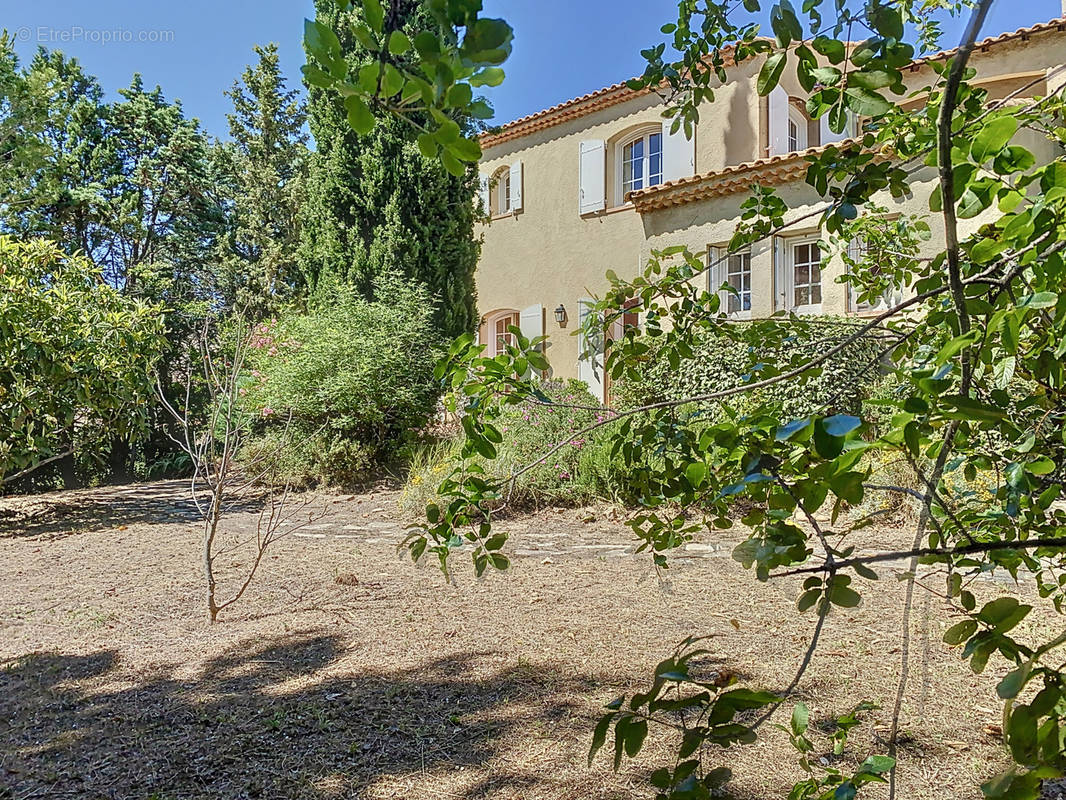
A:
[[509, 161, 523, 211], [775, 238, 823, 314], [709, 248, 753, 318], [579, 140, 606, 215]]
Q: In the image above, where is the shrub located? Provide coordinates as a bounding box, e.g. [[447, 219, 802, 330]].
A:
[[0, 237, 166, 490], [243, 279, 444, 486], [614, 316, 890, 421], [400, 379, 607, 515]]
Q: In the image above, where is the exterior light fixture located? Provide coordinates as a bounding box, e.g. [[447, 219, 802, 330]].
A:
[[554, 304, 567, 326]]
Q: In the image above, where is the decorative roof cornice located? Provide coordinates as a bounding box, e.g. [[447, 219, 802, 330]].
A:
[[479, 17, 1065, 153], [478, 45, 746, 150], [908, 16, 1066, 71], [628, 139, 861, 212]]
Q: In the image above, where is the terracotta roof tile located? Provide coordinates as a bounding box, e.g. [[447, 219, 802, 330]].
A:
[[629, 139, 863, 211], [478, 45, 746, 149], [479, 17, 1065, 152]]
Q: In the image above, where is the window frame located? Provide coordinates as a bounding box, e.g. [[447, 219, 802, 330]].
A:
[[779, 237, 823, 315], [615, 126, 663, 205], [709, 247, 753, 320], [846, 238, 899, 315], [787, 105, 808, 153], [484, 309, 520, 356], [490, 166, 512, 217]]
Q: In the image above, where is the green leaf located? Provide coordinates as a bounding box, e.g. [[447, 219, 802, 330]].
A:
[[388, 30, 411, 55], [624, 718, 648, 757], [811, 36, 846, 63], [776, 417, 811, 441], [829, 584, 862, 608], [301, 65, 335, 89], [758, 52, 787, 96], [440, 149, 466, 177], [686, 461, 708, 488], [830, 471, 865, 504], [944, 619, 977, 645], [996, 662, 1032, 700], [1024, 291, 1058, 310], [362, 0, 385, 33], [821, 414, 861, 437], [844, 86, 891, 116], [344, 95, 376, 134], [304, 19, 343, 66], [970, 117, 1018, 163], [470, 67, 506, 88]]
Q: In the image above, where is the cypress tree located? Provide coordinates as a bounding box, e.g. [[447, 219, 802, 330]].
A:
[[299, 0, 480, 340]]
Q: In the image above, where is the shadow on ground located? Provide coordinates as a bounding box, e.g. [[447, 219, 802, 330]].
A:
[[0, 480, 264, 540], [0, 633, 604, 799]]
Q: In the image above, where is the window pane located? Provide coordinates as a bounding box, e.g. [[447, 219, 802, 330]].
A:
[[623, 139, 644, 194], [795, 286, 809, 306], [648, 132, 662, 186]]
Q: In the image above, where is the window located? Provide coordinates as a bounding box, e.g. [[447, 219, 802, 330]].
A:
[[619, 129, 663, 201], [494, 311, 519, 354], [490, 167, 511, 216], [787, 106, 808, 152], [710, 249, 752, 317], [847, 239, 897, 313], [791, 241, 822, 310]]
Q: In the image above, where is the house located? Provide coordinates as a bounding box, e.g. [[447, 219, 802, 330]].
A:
[[474, 18, 1066, 402]]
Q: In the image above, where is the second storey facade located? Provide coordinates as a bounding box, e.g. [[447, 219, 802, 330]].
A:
[[474, 19, 1066, 402]]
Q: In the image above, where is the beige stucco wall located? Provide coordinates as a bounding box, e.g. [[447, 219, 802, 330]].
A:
[[474, 26, 1066, 396]]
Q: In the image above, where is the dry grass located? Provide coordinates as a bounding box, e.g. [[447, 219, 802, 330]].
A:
[[0, 480, 1052, 799]]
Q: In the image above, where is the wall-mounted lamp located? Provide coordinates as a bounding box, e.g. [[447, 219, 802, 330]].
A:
[[554, 304, 568, 327]]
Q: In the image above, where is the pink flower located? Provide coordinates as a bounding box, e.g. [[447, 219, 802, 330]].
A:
[[238, 388, 247, 396], [261, 407, 274, 417]]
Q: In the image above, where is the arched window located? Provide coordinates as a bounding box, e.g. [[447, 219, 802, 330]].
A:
[[616, 126, 663, 203], [482, 309, 520, 356], [491, 166, 511, 215]]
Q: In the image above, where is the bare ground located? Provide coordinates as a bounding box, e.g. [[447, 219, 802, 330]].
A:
[[0, 480, 1051, 800]]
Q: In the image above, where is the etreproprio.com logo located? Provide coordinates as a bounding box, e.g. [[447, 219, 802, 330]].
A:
[[14, 26, 175, 44]]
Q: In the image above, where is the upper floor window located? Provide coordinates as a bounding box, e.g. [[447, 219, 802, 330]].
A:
[[769, 87, 813, 156], [493, 166, 512, 215], [619, 129, 663, 200], [479, 161, 523, 218], [787, 106, 808, 152], [579, 125, 693, 215]]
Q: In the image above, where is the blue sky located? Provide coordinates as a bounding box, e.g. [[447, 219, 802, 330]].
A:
[[6, 0, 1061, 139]]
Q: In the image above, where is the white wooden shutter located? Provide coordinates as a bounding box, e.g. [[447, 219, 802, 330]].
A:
[[774, 236, 788, 311], [478, 174, 490, 216], [768, 86, 789, 156], [663, 123, 695, 183], [519, 303, 542, 340], [509, 161, 523, 211], [577, 298, 605, 402], [820, 111, 855, 146], [579, 140, 606, 214], [519, 303, 543, 378]]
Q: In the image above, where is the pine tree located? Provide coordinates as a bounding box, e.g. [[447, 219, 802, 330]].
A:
[[298, 0, 480, 340], [217, 44, 309, 316]]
